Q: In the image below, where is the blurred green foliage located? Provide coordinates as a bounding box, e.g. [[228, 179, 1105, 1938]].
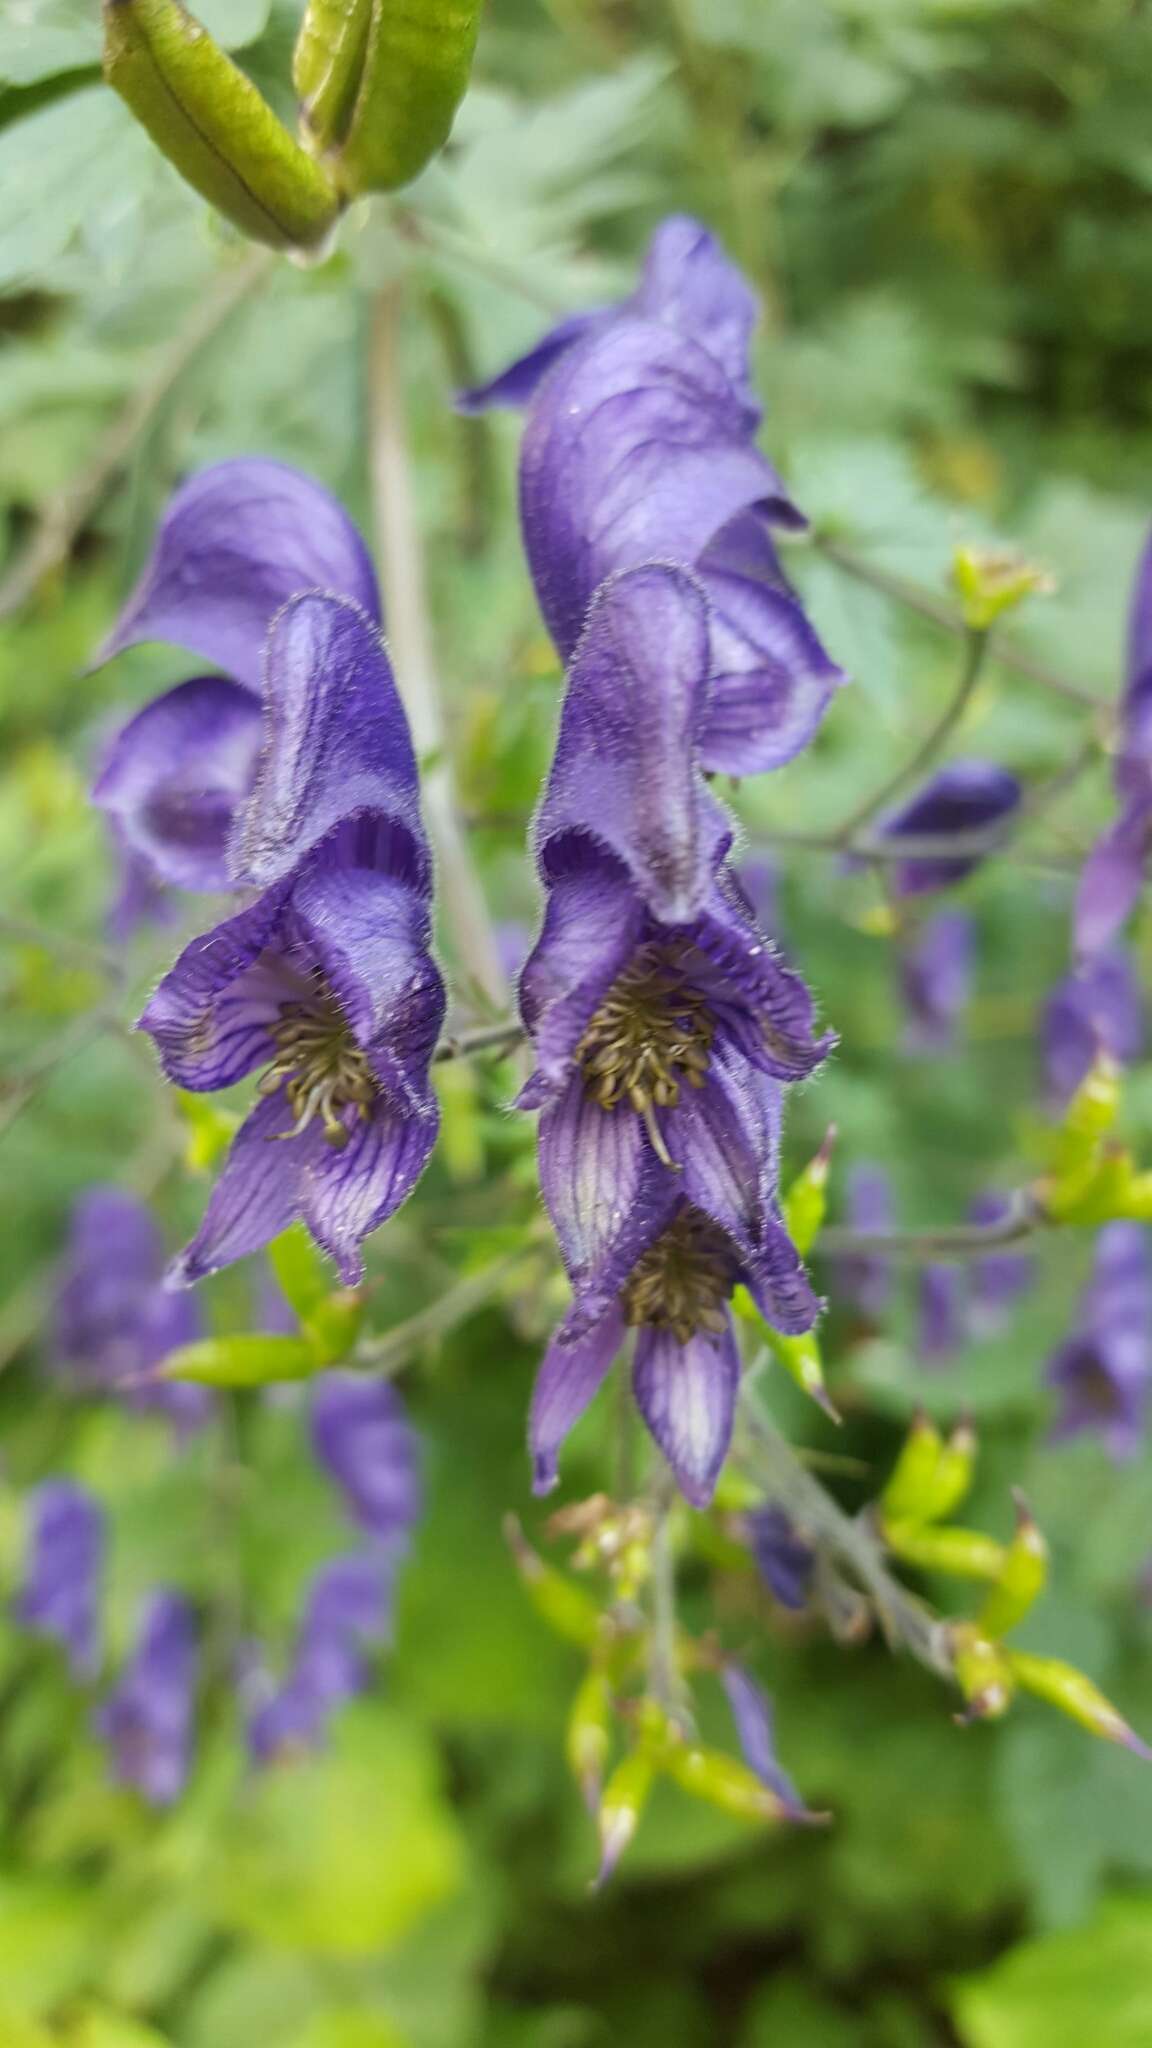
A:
[[3, 0, 1152, 2043]]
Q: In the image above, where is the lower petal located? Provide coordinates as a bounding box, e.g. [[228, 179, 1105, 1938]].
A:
[[700, 573, 844, 776], [171, 1091, 312, 1284], [138, 887, 292, 1091], [632, 1315, 740, 1508], [744, 1211, 820, 1337], [530, 1303, 626, 1495], [301, 1095, 439, 1287], [518, 855, 645, 1105], [539, 1077, 671, 1297]]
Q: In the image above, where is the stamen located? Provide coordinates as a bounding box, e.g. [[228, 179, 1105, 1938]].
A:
[[575, 941, 716, 1154], [260, 984, 376, 1149], [620, 1209, 735, 1341]]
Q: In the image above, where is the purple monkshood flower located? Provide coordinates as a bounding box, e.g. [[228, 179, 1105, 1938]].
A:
[[15, 1482, 104, 1679], [519, 567, 826, 1506], [92, 458, 380, 897], [54, 1188, 211, 1437], [721, 1663, 809, 1815], [310, 1374, 421, 1547], [968, 1191, 1034, 1335], [877, 762, 1021, 896], [138, 592, 445, 1286], [248, 1553, 393, 1761], [462, 217, 845, 776], [1075, 531, 1152, 957], [900, 911, 973, 1056], [1046, 1223, 1152, 1461], [748, 1505, 813, 1611], [832, 1164, 894, 1322], [917, 1263, 966, 1368], [1041, 948, 1145, 1112], [95, 1591, 198, 1806]]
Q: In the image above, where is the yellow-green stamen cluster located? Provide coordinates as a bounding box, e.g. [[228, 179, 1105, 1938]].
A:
[[620, 1210, 733, 1342], [259, 982, 375, 1149], [575, 942, 715, 1164]]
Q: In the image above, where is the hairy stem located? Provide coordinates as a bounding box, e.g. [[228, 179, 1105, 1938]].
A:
[[367, 281, 510, 1013], [433, 1019, 525, 1063], [0, 247, 273, 622], [740, 1392, 953, 1678], [818, 1189, 1042, 1264]]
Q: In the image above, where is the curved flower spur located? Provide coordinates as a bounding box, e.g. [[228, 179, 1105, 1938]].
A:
[[139, 592, 445, 1286], [517, 564, 831, 1504], [462, 216, 845, 777], [92, 458, 381, 896]]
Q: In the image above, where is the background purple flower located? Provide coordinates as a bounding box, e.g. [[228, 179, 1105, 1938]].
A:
[[900, 911, 973, 1056], [95, 1591, 198, 1806], [917, 1263, 966, 1368], [878, 762, 1021, 896], [310, 1374, 421, 1549], [1041, 949, 1144, 1110], [748, 1506, 813, 1610], [832, 1165, 894, 1322], [968, 1191, 1034, 1334], [1075, 530, 1152, 956], [1046, 1223, 1152, 1460], [721, 1663, 808, 1814], [247, 1553, 394, 1762], [53, 1188, 211, 1436], [15, 1482, 105, 1679], [93, 459, 381, 898]]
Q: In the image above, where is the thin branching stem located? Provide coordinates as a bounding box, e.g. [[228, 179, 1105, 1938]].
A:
[[818, 1189, 1042, 1265], [832, 626, 991, 845]]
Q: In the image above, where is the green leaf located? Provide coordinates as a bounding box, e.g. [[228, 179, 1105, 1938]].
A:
[[950, 1895, 1152, 2048], [288, 2015, 409, 2048]]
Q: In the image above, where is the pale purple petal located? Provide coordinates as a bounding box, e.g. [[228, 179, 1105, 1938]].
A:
[[721, 1662, 807, 1811], [534, 564, 731, 924], [138, 887, 293, 1092], [748, 1506, 813, 1610], [538, 1074, 674, 1300], [635, 216, 761, 420], [530, 1302, 626, 1495], [235, 593, 427, 894], [97, 458, 380, 690], [700, 567, 845, 775], [632, 1313, 740, 1507], [517, 851, 645, 1110], [93, 676, 262, 892], [301, 1091, 440, 1287]]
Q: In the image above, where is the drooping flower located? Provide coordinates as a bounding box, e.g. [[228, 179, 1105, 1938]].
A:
[[900, 910, 973, 1056], [521, 564, 830, 1256], [532, 1191, 816, 1509], [832, 1164, 895, 1322], [53, 1187, 211, 1437], [93, 458, 381, 895], [967, 1191, 1034, 1334], [462, 217, 845, 775], [310, 1374, 421, 1548], [139, 592, 445, 1286], [95, 1590, 198, 1806], [747, 1505, 813, 1611], [1045, 1224, 1152, 1460], [15, 1481, 104, 1679], [1040, 948, 1145, 1112], [1075, 531, 1152, 957], [877, 762, 1021, 896], [247, 1553, 393, 1761], [917, 1263, 965, 1368]]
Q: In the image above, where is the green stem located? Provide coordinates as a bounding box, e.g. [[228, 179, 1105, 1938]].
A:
[[833, 627, 990, 846]]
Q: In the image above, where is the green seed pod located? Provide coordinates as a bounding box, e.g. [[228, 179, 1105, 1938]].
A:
[[294, 0, 373, 152], [103, 0, 341, 250], [160, 1334, 323, 1387], [665, 1744, 796, 1824], [566, 1667, 614, 1808], [884, 1521, 1006, 1582], [1008, 1651, 1152, 1758], [976, 1495, 1048, 1639], [880, 1413, 944, 1527], [950, 1622, 1015, 1721], [337, 0, 483, 196], [766, 1328, 840, 1423], [504, 1515, 601, 1649], [783, 1127, 836, 1256], [924, 1419, 977, 1525]]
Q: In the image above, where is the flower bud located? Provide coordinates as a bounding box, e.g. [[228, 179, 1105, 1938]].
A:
[[926, 1420, 978, 1524], [303, 1289, 365, 1367], [567, 1667, 614, 1809], [880, 1413, 944, 1526], [951, 546, 1055, 631], [950, 1622, 1015, 1721], [766, 1329, 840, 1423], [504, 1516, 601, 1649], [595, 1750, 655, 1886], [159, 1333, 322, 1387], [331, 0, 483, 196], [1007, 1651, 1152, 1758], [884, 1521, 1005, 1582], [977, 1495, 1048, 1639], [103, 0, 340, 251], [665, 1742, 816, 1825], [784, 1128, 836, 1256]]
